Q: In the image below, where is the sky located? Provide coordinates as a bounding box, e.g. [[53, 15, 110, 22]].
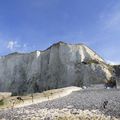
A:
[[0, 0, 120, 64]]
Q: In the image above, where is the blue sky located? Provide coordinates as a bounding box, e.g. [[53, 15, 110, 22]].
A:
[[0, 0, 120, 64]]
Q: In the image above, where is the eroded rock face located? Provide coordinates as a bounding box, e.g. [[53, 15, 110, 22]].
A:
[[0, 42, 113, 95], [113, 65, 120, 85], [113, 65, 120, 77]]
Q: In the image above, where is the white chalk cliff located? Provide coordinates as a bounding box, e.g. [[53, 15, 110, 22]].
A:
[[0, 42, 113, 95]]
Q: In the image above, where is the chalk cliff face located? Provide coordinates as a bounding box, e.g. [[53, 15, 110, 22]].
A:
[[0, 42, 114, 95]]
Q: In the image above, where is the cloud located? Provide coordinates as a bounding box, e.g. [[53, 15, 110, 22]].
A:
[[7, 40, 27, 52], [7, 41, 16, 50], [99, 2, 120, 31], [104, 12, 120, 30], [106, 60, 120, 65], [94, 2, 120, 64], [7, 41, 20, 51], [23, 44, 27, 48]]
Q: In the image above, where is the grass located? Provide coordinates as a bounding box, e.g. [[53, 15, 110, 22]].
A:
[[0, 99, 4, 106], [0, 92, 12, 108], [87, 59, 99, 64]]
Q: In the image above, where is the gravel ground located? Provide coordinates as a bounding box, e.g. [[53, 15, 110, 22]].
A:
[[0, 88, 120, 120]]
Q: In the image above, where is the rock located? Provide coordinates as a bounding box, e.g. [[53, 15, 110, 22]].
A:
[[0, 42, 114, 95], [113, 65, 120, 85]]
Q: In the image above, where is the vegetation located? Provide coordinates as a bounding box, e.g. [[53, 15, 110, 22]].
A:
[[87, 59, 99, 64], [0, 87, 66, 109], [82, 59, 99, 65], [0, 99, 4, 106], [11, 92, 17, 96]]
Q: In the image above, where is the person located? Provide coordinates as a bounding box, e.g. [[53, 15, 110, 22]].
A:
[[103, 100, 108, 109]]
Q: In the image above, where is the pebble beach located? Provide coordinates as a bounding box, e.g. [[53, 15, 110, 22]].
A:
[[0, 87, 120, 120]]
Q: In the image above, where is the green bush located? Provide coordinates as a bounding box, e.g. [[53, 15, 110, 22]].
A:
[[0, 99, 4, 106], [11, 92, 18, 96]]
